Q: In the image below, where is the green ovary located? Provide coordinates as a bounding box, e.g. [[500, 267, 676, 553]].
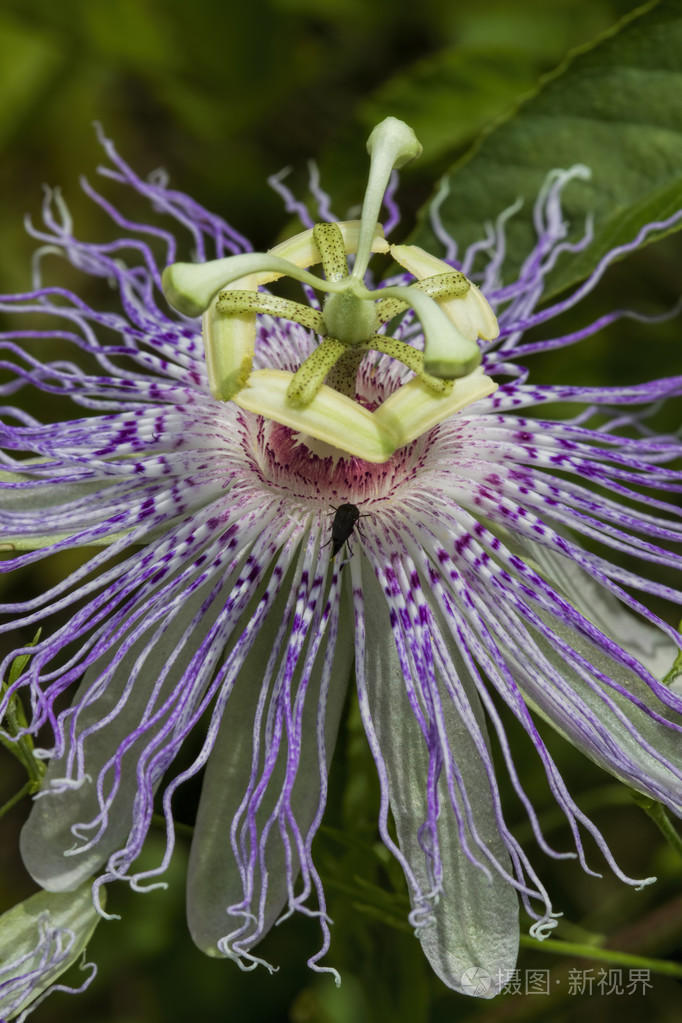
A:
[[321, 289, 379, 345]]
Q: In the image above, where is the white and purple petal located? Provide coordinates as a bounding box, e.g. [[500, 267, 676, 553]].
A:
[[1, 130, 682, 1009]]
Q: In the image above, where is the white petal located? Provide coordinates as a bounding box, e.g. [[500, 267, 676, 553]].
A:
[[361, 566, 518, 996], [0, 473, 127, 550], [21, 579, 224, 891], [186, 582, 354, 957], [521, 535, 677, 678], [501, 534, 682, 808]]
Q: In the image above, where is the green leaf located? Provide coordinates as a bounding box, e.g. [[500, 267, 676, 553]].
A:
[[412, 0, 682, 298], [318, 0, 624, 208], [357, 0, 621, 164], [519, 934, 682, 979], [360, 48, 547, 165]]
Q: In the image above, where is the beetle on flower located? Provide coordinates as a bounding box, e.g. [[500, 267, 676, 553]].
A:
[[1, 116, 682, 1016], [327, 503, 362, 559]]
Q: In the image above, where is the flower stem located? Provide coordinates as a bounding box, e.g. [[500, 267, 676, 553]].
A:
[[0, 779, 33, 820], [634, 793, 682, 861]]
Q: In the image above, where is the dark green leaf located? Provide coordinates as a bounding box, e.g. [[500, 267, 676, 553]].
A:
[[412, 0, 682, 298], [317, 0, 628, 208]]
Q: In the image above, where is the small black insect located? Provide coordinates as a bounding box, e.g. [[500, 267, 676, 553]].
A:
[[329, 503, 361, 558]]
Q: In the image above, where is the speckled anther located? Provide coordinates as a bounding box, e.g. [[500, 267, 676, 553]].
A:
[[365, 335, 453, 394], [324, 349, 366, 399], [215, 290, 325, 333], [415, 271, 470, 301], [312, 223, 350, 283], [376, 273, 469, 325], [286, 338, 348, 406]]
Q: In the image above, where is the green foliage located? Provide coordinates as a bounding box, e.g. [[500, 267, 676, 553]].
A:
[[0, 632, 44, 817], [412, 0, 682, 297], [317, 0, 627, 204]]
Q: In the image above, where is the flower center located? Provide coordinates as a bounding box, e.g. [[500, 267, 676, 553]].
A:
[[161, 117, 501, 463], [245, 414, 429, 508]]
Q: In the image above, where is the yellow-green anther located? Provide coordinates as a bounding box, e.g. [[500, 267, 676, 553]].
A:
[[162, 253, 346, 318], [380, 284, 481, 379], [313, 223, 350, 283], [286, 337, 348, 407], [268, 220, 389, 271], [374, 273, 471, 325], [215, 290, 325, 333], [325, 348, 366, 398], [365, 335, 453, 394], [375, 295, 411, 324], [372, 368, 497, 453], [231, 366, 497, 463], [413, 271, 470, 301], [390, 243, 500, 343], [232, 369, 399, 462], [352, 117, 422, 283], [288, 330, 455, 405], [202, 300, 255, 401]]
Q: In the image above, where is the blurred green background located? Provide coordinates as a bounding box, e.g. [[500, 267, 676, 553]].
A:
[[1, 1, 682, 1021], [0, 0, 665, 280]]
